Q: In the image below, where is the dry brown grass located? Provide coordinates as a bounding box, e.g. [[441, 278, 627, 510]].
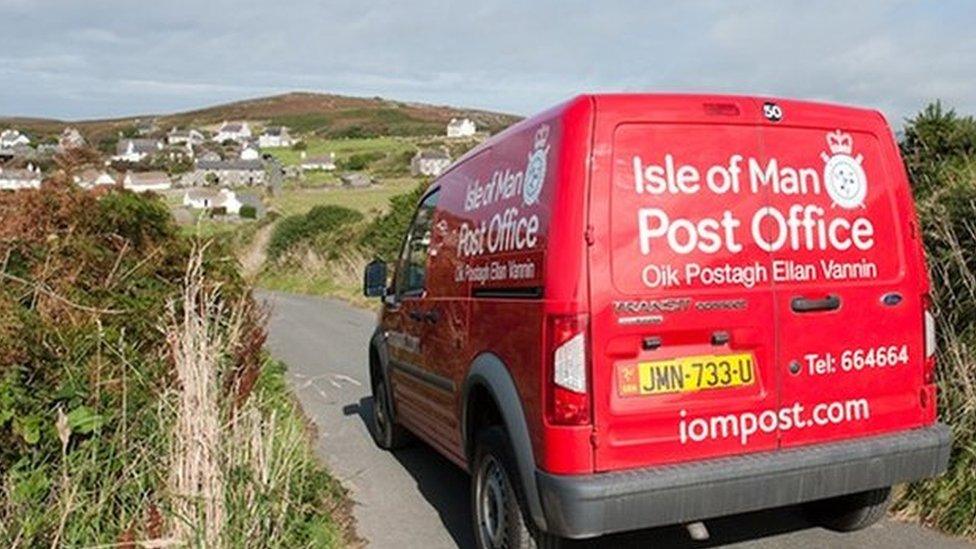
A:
[[165, 246, 229, 546]]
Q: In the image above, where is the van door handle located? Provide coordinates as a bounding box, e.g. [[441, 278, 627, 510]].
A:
[[791, 294, 841, 313]]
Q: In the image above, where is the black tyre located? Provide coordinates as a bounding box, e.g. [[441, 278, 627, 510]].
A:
[[471, 426, 563, 549], [805, 487, 892, 532], [370, 376, 411, 450]]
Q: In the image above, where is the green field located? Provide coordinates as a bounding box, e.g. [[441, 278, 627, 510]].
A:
[[270, 177, 423, 217], [264, 136, 415, 166]]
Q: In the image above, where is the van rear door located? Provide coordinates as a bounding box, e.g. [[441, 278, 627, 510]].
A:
[[588, 96, 780, 471], [758, 104, 930, 448]]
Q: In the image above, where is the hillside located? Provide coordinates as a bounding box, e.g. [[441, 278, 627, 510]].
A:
[[0, 91, 522, 143]]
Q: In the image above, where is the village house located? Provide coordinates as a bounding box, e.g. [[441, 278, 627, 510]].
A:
[[122, 171, 172, 193], [0, 164, 42, 190], [410, 148, 452, 177], [36, 143, 59, 156], [213, 121, 252, 143], [134, 118, 157, 136], [167, 128, 206, 147], [164, 144, 193, 162], [198, 150, 222, 162], [0, 144, 31, 163], [0, 129, 30, 149], [446, 117, 477, 138], [113, 138, 163, 162], [74, 168, 117, 189], [59, 127, 86, 151], [301, 152, 336, 171], [183, 187, 243, 215], [189, 158, 265, 187], [239, 142, 261, 161], [258, 126, 294, 148]]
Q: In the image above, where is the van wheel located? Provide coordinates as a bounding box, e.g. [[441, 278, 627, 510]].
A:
[[471, 427, 563, 549], [805, 487, 891, 532], [370, 377, 410, 450]]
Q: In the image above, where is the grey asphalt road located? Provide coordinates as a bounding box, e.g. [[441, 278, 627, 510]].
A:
[[261, 290, 971, 549]]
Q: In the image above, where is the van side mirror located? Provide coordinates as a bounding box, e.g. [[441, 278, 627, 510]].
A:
[[363, 259, 388, 297]]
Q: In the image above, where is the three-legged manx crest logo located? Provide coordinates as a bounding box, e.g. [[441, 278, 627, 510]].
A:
[[820, 129, 867, 210]]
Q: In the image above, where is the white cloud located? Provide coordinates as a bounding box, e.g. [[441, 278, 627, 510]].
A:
[[0, 0, 974, 124]]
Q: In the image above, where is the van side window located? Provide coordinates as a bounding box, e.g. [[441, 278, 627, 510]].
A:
[[396, 189, 439, 296]]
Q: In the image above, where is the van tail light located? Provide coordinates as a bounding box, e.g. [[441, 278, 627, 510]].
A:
[[546, 314, 590, 425], [923, 294, 937, 384]]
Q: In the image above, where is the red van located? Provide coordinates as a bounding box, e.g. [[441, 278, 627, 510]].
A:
[[363, 94, 950, 548]]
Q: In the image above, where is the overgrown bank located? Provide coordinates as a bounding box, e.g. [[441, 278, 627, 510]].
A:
[[0, 179, 348, 546], [257, 183, 426, 305], [894, 103, 976, 537]]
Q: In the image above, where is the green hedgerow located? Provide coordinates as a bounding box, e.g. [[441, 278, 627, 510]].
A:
[[267, 205, 364, 261]]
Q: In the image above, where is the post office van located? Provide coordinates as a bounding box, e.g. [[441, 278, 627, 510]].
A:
[[363, 94, 950, 548]]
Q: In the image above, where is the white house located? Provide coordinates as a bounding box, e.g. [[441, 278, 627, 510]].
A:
[[258, 127, 294, 148], [113, 138, 163, 162], [239, 142, 261, 161], [0, 129, 30, 149], [122, 171, 171, 193], [59, 127, 86, 151], [74, 168, 117, 189], [188, 158, 265, 187], [167, 128, 205, 147], [410, 149, 451, 177], [446, 117, 477, 138], [300, 152, 336, 171], [183, 187, 243, 215], [213, 121, 252, 143], [0, 164, 42, 190]]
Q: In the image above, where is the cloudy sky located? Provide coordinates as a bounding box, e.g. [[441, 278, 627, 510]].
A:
[[1, 0, 974, 125]]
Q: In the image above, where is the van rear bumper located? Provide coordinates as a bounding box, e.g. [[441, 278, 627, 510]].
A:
[[536, 424, 951, 539]]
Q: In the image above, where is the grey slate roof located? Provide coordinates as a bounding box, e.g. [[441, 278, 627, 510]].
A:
[[196, 158, 264, 171], [116, 138, 161, 155]]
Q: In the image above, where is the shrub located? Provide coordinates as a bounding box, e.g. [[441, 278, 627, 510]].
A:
[[239, 204, 257, 219], [901, 101, 976, 198], [0, 181, 343, 546], [893, 102, 976, 537], [0, 182, 241, 544], [267, 205, 364, 261], [326, 125, 374, 139], [359, 182, 427, 261], [340, 151, 384, 171]]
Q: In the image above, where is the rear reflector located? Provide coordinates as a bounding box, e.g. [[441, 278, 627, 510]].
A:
[[925, 310, 936, 359], [554, 333, 586, 393]]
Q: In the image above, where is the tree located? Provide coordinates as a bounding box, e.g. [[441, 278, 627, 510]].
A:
[[239, 205, 257, 219], [901, 101, 976, 196]]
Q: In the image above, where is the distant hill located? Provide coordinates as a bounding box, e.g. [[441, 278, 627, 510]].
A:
[[0, 91, 522, 144]]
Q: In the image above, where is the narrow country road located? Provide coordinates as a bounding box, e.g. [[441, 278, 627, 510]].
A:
[[261, 290, 972, 549]]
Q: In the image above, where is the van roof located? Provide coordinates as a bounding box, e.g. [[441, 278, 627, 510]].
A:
[[440, 93, 889, 183]]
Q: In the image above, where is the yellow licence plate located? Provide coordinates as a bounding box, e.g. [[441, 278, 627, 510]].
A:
[[617, 353, 755, 396]]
